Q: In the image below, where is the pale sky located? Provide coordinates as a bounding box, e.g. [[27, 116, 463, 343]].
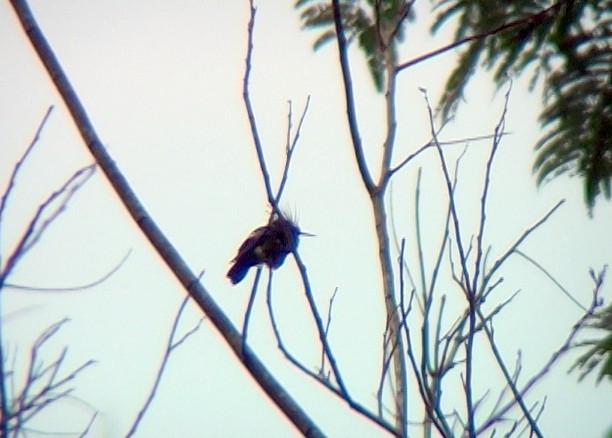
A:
[[1, 1, 611, 437]]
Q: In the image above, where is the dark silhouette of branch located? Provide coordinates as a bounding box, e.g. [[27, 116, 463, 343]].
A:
[[241, 2, 354, 418], [292, 250, 351, 400], [1, 155, 94, 435], [265, 267, 397, 436], [472, 82, 513, 296], [7, 319, 95, 434], [8, 0, 325, 435], [0, 106, 54, 269], [421, 88, 477, 436], [320, 287, 338, 375], [242, 267, 263, 354], [241, 3, 360, 431], [475, 304, 544, 438], [1, 164, 95, 284], [126, 296, 204, 437], [79, 412, 98, 438], [482, 199, 565, 293], [0, 106, 54, 434], [242, 1, 276, 213], [276, 97, 311, 203], [330, 1, 411, 431], [331, 0, 375, 193], [395, 1, 565, 73], [475, 266, 605, 435], [243, 2, 311, 214]]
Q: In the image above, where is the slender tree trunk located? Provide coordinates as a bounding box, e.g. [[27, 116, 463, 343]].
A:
[[372, 192, 408, 437]]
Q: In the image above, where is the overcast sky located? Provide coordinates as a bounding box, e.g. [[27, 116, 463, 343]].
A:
[[1, 1, 611, 437]]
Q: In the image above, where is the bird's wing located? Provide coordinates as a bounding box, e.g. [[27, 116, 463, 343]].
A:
[[231, 225, 266, 262]]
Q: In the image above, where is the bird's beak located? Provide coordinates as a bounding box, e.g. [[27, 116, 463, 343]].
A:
[[300, 231, 316, 237]]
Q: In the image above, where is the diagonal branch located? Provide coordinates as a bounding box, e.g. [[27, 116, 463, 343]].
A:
[[395, 0, 566, 73], [0, 106, 54, 269], [8, 0, 324, 435], [1, 164, 95, 283]]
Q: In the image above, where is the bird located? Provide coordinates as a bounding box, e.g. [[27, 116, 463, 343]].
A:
[[227, 215, 309, 284]]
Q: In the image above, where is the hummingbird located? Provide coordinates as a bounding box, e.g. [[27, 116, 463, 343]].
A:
[[227, 215, 310, 284]]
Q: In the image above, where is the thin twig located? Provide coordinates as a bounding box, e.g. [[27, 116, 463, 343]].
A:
[[1, 160, 93, 435], [264, 265, 397, 436], [126, 296, 203, 437], [292, 251, 350, 399], [482, 200, 565, 292], [8, 319, 95, 432], [421, 88, 476, 436], [388, 182, 419, 310], [242, 0, 277, 213], [5, 250, 131, 292], [0, 106, 54, 269], [276, 96, 311, 203], [476, 267, 606, 436], [420, 88, 473, 295], [1, 164, 96, 283], [79, 412, 98, 438], [395, 1, 566, 73], [242, 267, 262, 355], [320, 288, 338, 375], [389, 132, 511, 176], [514, 250, 586, 311], [472, 81, 512, 296]]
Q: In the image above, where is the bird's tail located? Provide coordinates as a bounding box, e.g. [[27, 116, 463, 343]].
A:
[[227, 262, 249, 284]]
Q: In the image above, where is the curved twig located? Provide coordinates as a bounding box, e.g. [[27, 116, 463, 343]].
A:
[[5, 250, 131, 293]]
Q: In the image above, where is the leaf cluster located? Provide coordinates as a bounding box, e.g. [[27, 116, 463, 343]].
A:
[[572, 301, 612, 382], [431, 0, 611, 211], [296, 0, 414, 91]]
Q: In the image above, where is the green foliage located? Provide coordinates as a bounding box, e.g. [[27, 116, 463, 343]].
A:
[[295, 0, 414, 91], [571, 302, 612, 383], [431, 0, 612, 212]]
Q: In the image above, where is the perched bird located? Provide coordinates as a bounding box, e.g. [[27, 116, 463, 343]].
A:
[[227, 215, 308, 284]]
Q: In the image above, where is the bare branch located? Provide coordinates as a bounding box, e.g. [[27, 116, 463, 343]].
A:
[[0, 106, 54, 264], [242, 0, 276, 213], [5, 250, 131, 293], [319, 288, 338, 376], [472, 81, 513, 295], [420, 88, 477, 436], [1, 164, 96, 283], [476, 267, 606, 436], [264, 264, 397, 436], [79, 412, 98, 438], [8, 0, 326, 434], [126, 296, 203, 437], [514, 250, 587, 311], [390, 132, 511, 177], [331, 0, 375, 192], [276, 96, 311, 204], [292, 250, 350, 400], [241, 267, 263, 354], [482, 200, 565, 292], [6, 319, 95, 433], [395, 1, 565, 73]]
